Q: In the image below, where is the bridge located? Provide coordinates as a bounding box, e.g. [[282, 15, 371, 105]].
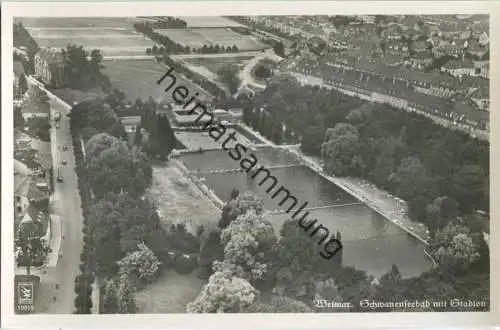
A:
[[198, 164, 302, 175], [269, 202, 363, 215]]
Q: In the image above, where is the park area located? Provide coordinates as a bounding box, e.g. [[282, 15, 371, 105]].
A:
[[155, 28, 268, 51], [17, 17, 154, 56], [102, 59, 213, 103]]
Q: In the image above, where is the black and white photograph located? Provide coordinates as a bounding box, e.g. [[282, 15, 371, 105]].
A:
[[2, 1, 497, 328]]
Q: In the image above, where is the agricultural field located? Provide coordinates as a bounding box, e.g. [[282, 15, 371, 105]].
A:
[[102, 59, 213, 103], [15, 17, 149, 28], [155, 28, 268, 51], [17, 17, 154, 56]]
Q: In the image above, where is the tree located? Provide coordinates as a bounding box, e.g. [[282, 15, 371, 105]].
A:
[[102, 279, 119, 313], [18, 73, 28, 96], [187, 270, 258, 313], [425, 196, 460, 233], [117, 243, 162, 285], [430, 223, 480, 273], [217, 64, 241, 95], [14, 106, 24, 128], [198, 228, 225, 279], [321, 123, 362, 176], [273, 41, 285, 57], [85, 133, 152, 198], [218, 192, 264, 229], [451, 165, 486, 213], [215, 209, 277, 283], [389, 156, 429, 200], [116, 275, 137, 313]]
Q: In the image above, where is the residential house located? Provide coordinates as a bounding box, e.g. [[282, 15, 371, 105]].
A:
[[412, 40, 429, 54], [14, 159, 31, 227], [470, 60, 489, 79], [21, 97, 50, 120], [382, 24, 403, 41], [432, 41, 464, 57], [120, 116, 141, 133], [467, 39, 489, 58], [406, 52, 433, 71], [34, 48, 68, 88], [441, 59, 476, 78]]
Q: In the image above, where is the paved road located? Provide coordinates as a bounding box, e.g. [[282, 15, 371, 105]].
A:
[[25, 76, 84, 313], [46, 97, 84, 314]]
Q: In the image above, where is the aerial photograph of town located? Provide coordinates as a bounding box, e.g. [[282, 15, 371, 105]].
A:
[[12, 14, 489, 314]]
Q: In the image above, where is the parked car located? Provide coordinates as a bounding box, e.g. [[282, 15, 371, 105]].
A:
[[62, 145, 68, 151], [57, 176, 63, 182], [62, 160, 67, 165]]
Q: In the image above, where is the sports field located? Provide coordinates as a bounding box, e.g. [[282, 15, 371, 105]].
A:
[[102, 60, 213, 103], [155, 28, 268, 51], [184, 56, 253, 75], [17, 17, 154, 56]]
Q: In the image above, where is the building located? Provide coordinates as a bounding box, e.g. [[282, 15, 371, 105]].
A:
[[34, 48, 68, 88], [14, 159, 31, 224], [120, 116, 141, 133], [441, 59, 476, 78]]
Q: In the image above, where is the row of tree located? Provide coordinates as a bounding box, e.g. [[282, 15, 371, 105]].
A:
[[134, 23, 188, 54], [149, 17, 187, 29], [162, 56, 228, 101]]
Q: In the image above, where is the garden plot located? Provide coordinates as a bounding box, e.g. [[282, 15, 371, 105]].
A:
[[155, 28, 268, 51]]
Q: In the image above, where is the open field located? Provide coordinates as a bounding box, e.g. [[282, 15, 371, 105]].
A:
[[155, 28, 268, 51], [178, 16, 244, 28], [102, 59, 213, 103], [15, 17, 149, 28], [146, 163, 221, 234], [184, 56, 253, 75]]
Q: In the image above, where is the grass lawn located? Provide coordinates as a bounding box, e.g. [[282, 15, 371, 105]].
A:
[[103, 60, 212, 103], [16, 17, 149, 28], [184, 56, 253, 76], [135, 270, 204, 313], [146, 162, 221, 234]]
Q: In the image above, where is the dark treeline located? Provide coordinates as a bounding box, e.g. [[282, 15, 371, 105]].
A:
[[134, 23, 189, 54], [146, 43, 240, 56], [150, 17, 188, 29]]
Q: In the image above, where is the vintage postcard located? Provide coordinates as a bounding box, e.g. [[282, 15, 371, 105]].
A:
[[1, 1, 498, 329]]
